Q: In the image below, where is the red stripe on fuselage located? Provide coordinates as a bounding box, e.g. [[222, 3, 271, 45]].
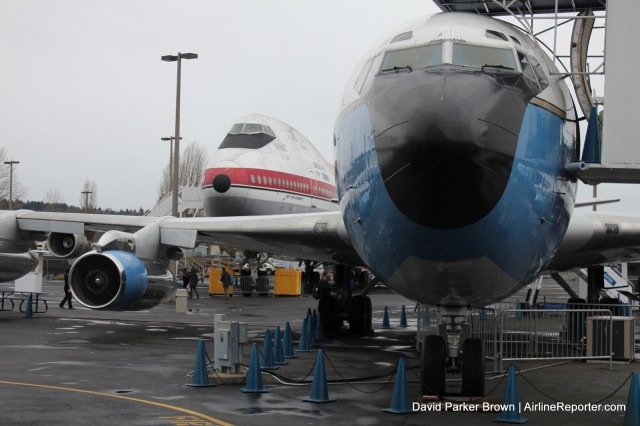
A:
[[202, 167, 337, 201]]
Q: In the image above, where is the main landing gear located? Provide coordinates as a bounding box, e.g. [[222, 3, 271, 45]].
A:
[[317, 265, 373, 337], [420, 306, 485, 398]]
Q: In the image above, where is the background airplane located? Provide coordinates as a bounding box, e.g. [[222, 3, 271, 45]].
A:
[[2, 10, 640, 398], [202, 114, 338, 217]]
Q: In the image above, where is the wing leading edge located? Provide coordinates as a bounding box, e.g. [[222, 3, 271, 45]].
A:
[[9, 210, 361, 265]]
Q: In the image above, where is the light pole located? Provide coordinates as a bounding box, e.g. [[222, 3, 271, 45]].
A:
[[4, 160, 19, 210], [81, 190, 93, 213], [161, 52, 197, 217], [161, 136, 182, 194]]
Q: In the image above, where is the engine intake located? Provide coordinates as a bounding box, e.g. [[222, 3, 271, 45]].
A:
[[48, 233, 90, 258], [70, 250, 173, 311]]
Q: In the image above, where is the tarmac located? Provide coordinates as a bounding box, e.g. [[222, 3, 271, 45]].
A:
[[0, 279, 638, 425]]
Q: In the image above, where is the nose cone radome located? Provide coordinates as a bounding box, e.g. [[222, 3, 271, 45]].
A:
[[212, 174, 231, 193], [370, 68, 534, 229]]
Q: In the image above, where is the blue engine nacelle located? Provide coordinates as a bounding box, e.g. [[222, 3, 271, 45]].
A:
[[69, 250, 173, 311]]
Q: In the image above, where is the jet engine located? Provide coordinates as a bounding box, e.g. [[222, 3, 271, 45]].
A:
[[0, 251, 39, 282], [48, 232, 91, 258], [69, 250, 174, 311]]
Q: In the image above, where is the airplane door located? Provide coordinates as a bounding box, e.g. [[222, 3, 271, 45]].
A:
[[308, 171, 318, 209]]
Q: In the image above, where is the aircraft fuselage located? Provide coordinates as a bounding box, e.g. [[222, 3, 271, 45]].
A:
[[335, 13, 578, 306]]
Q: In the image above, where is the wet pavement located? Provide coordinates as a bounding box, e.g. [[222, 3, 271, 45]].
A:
[[0, 279, 637, 425]]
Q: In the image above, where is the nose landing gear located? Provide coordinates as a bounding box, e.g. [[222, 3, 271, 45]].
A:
[[420, 306, 485, 398]]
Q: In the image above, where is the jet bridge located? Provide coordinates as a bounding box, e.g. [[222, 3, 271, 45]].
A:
[[433, 0, 640, 184]]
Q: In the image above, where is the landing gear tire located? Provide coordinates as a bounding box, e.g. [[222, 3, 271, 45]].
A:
[[461, 338, 485, 397], [348, 295, 372, 336], [421, 335, 446, 397]]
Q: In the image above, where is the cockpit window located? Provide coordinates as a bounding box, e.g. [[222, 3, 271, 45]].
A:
[[391, 31, 413, 43], [485, 29, 508, 41], [380, 44, 443, 73], [452, 44, 516, 71], [517, 51, 537, 82], [527, 56, 549, 90], [228, 123, 275, 136], [355, 58, 374, 92], [219, 122, 276, 149], [517, 51, 549, 92]]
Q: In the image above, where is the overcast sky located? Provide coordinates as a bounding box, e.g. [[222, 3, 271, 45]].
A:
[[2, 1, 637, 214]]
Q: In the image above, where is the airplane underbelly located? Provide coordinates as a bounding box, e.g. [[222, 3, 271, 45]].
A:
[[336, 100, 576, 306]]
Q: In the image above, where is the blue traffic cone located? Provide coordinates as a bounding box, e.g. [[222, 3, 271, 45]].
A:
[[283, 321, 297, 358], [187, 340, 215, 387], [260, 329, 278, 370], [308, 311, 316, 347], [399, 305, 408, 328], [296, 317, 311, 353], [303, 349, 335, 403], [383, 357, 413, 414], [24, 294, 33, 318], [241, 343, 268, 393], [494, 365, 527, 423], [382, 306, 391, 329], [273, 326, 287, 365], [314, 311, 325, 341], [624, 372, 640, 426]]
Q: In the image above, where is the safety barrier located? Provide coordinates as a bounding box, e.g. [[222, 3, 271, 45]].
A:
[[237, 276, 272, 297], [495, 308, 613, 372], [417, 303, 637, 373]]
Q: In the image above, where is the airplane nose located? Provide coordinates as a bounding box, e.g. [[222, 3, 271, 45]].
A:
[[371, 68, 535, 229]]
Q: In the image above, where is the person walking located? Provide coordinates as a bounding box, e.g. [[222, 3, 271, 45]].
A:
[[189, 268, 200, 299], [59, 268, 74, 309], [182, 268, 190, 290], [220, 268, 231, 301]]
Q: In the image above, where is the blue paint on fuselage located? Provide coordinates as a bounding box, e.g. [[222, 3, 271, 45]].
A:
[[335, 99, 576, 306]]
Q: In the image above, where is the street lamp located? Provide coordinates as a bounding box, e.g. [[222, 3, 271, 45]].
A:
[[4, 160, 19, 210], [161, 52, 198, 217], [161, 136, 182, 191]]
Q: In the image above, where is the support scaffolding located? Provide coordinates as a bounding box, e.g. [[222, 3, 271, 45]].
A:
[[433, 0, 640, 184]]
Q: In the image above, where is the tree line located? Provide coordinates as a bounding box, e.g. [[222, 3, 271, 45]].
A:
[[1, 141, 208, 214]]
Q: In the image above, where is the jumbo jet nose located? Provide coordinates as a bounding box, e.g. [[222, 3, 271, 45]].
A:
[[371, 68, 535, 229]]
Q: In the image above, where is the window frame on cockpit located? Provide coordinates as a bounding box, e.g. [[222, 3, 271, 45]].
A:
[[378, 43, 444, 74], [219, 122, 277, 150], [451, 42, 517, 71], [517, 50, 549, 92]]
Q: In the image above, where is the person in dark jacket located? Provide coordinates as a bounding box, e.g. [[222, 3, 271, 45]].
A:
[[182, 268, 190, 289], [314, 270, 331, 300], [189, 268, 200, 299], [220, 269, 231, 301], [59, 268, 73, 309]]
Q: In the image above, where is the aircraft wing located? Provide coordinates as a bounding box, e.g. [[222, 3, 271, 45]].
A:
[[549, 210, 640, 271], [165, 211, 361, 264], [14, 208, 640, 276], [9, 210, 361, 265], [13, 210, 158, 234]]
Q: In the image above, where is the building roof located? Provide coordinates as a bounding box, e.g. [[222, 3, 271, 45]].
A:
[[432, 0, 606, 15]]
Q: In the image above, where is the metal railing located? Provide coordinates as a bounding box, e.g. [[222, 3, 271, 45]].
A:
[[495, 308, 613, 372], [417, 302, 637, 373], [237, 276, 272, 297]]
